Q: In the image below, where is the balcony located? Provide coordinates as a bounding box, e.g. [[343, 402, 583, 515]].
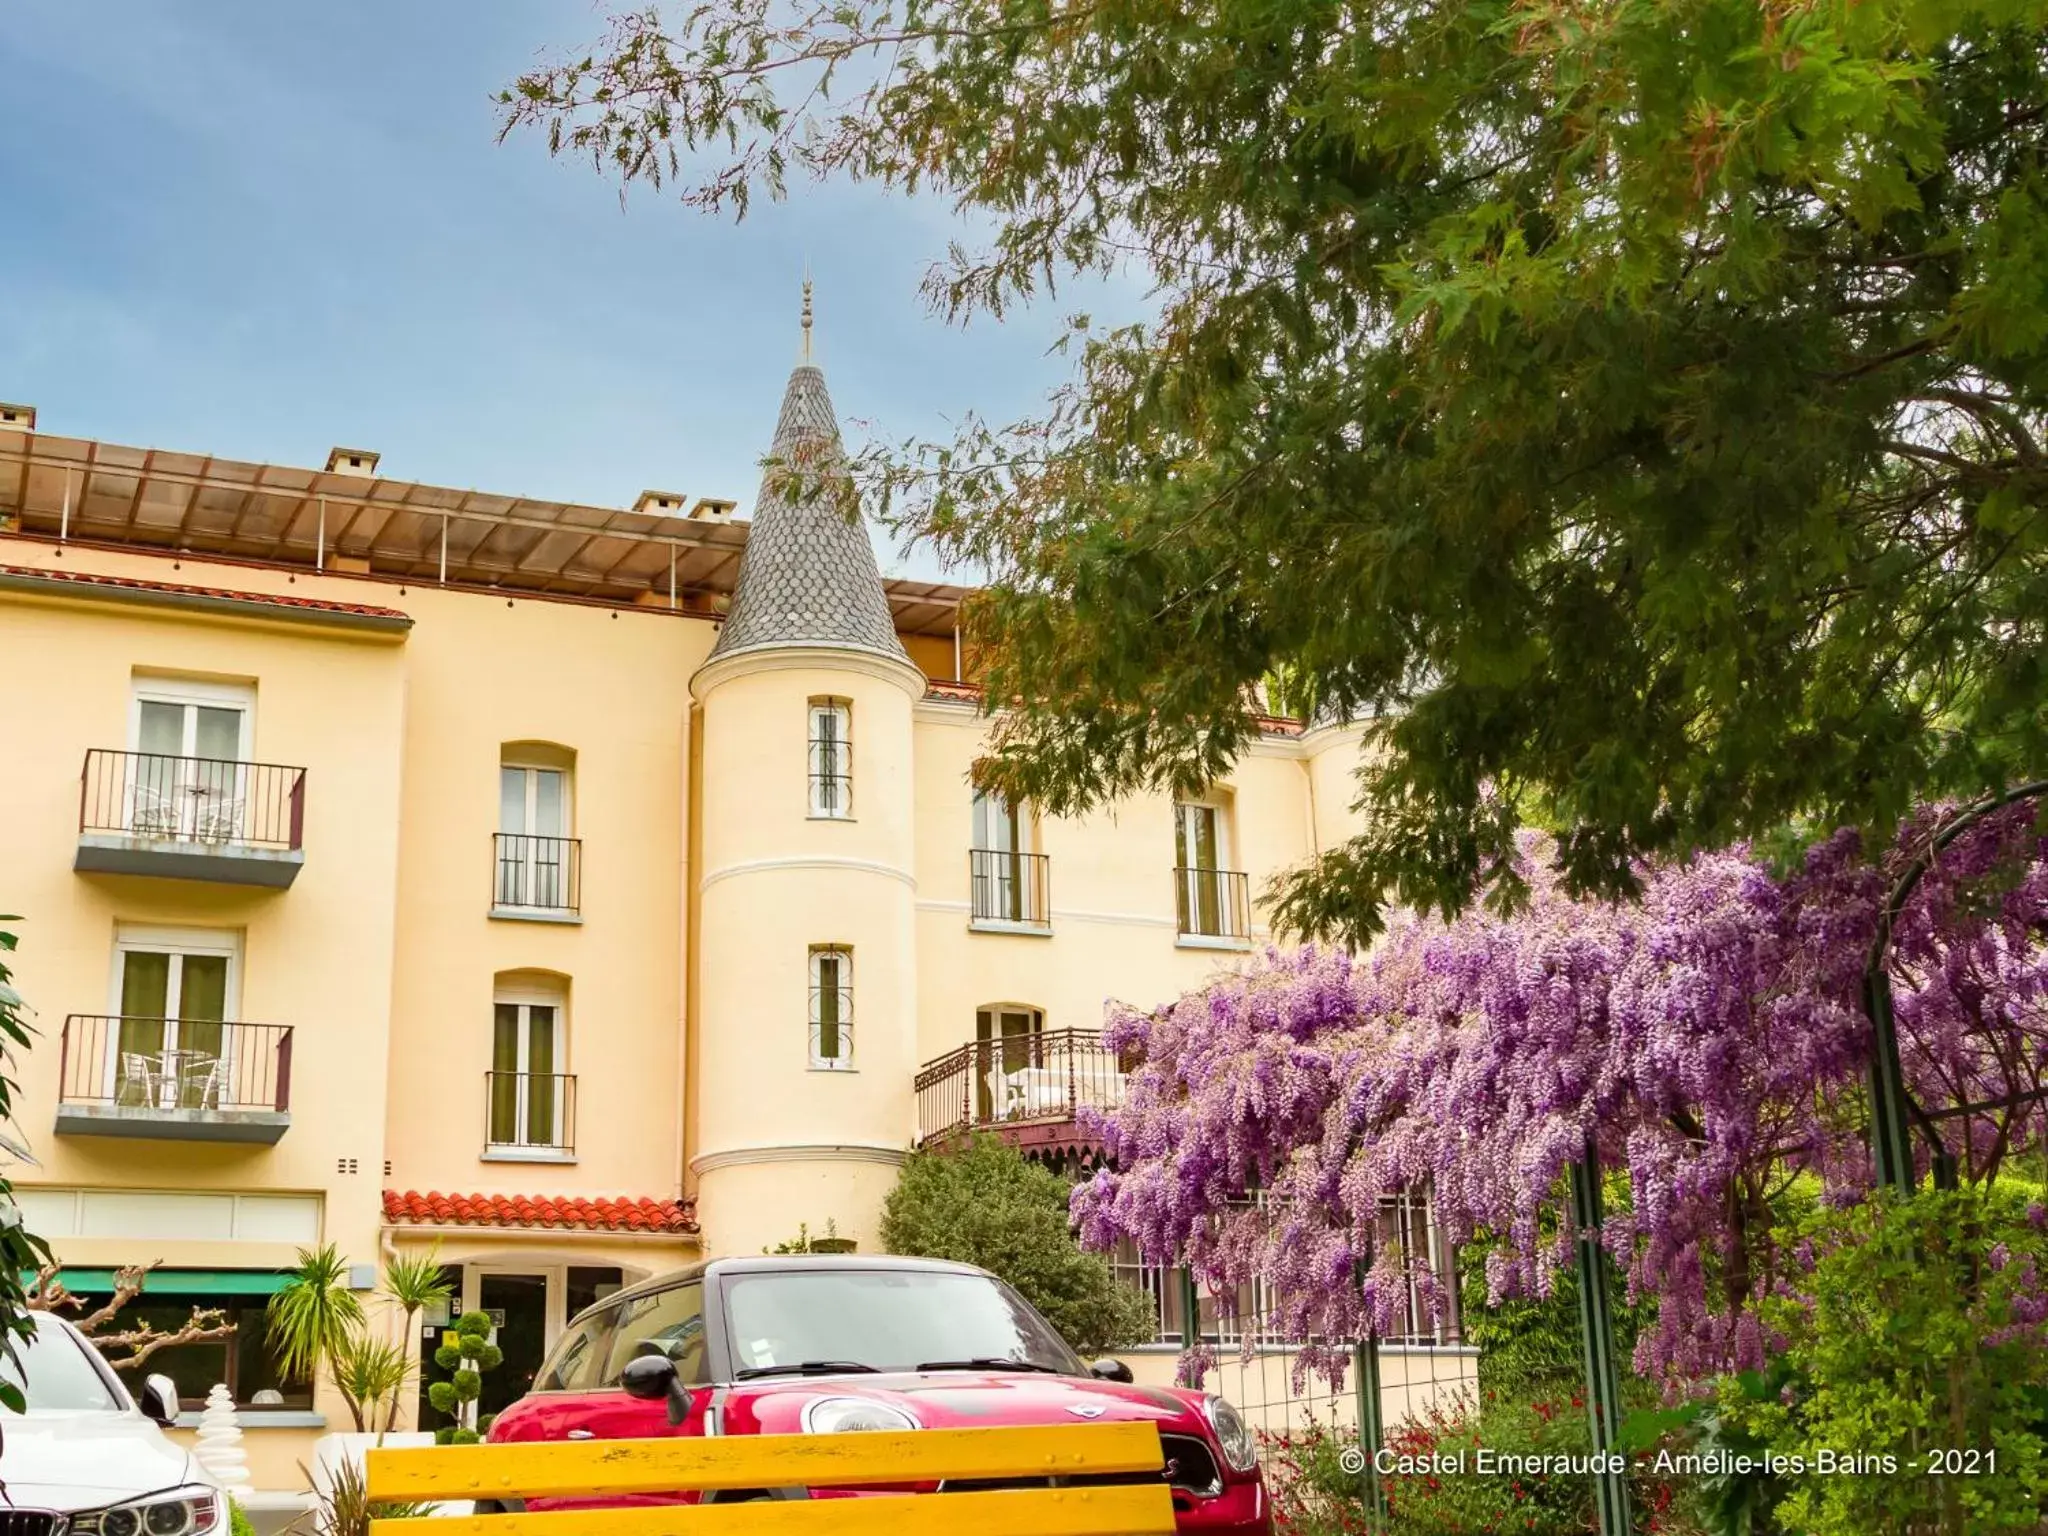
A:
[[968, 849, 1051, 933], [915, 1029, 1129, 1164], [484, 1071, 577, 1161], [491, 834, 582, 922], [1173, 866, 1252, 945], [57, 1016, 293, 1144], [75, 750, 306, 888]]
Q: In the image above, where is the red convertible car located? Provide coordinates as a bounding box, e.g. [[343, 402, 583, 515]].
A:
[[484, 1254, 1273, 1533]]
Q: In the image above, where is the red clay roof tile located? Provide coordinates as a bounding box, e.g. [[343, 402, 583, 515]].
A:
[[382, 1189, 698, 1235]]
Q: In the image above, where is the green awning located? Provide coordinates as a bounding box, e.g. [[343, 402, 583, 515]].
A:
[[22, 1269, 289, 1297]]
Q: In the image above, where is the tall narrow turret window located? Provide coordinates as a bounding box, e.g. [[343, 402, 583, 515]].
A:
[[809, 946, 854, 1069], [808, 699, 852, 818]]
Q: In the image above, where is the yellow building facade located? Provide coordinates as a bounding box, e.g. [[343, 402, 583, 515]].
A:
[[0, 332, 1370, 1487]]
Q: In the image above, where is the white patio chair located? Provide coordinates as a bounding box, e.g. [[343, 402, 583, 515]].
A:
[[128, 786, 179, 839], [194, 796, 244, 844], [116, 1052, 164, 1108], [179, 1056, 224, 1110]]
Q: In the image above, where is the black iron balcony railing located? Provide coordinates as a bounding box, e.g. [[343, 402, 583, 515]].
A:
[[1173, 866, 1252, 940], [59, 1016, 294, 1113], [80, 750, 306, 851], [485, 1071, 577, 1154], [915, 1029, 1132, 1144], [968, 848, 1051, 928], [493, 834, 582, 914]]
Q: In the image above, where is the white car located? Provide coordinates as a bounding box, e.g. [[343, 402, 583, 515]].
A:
[[0, 1312, 225, 1535]]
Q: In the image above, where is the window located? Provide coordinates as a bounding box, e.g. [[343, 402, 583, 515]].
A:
[[601, 1282, 708, 1386], [40, 1291, 308, 1411], [975, 1005, 1044, 1120], [809, 946, 854, 1069], [497, 751, 577, 912], [1174, 799, 1248, 939], [490, 978, 569, 1150], [535, 1306, 620, 1393], [126, 677, 254, 841], [970, 789, 1047, 926], [108, 927, 240, 1109], [808, 699, 852, 818]]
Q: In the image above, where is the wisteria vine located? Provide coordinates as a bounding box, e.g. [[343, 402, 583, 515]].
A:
[[1071, 809, 2048, 1391]]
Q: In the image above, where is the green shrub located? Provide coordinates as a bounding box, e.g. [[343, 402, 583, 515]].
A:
[[880, 1136, 1156, 1354], [1721, 1187, 2048, 1536], [427, 1310, 500, 1444], [229, 1500, 257, 1536]]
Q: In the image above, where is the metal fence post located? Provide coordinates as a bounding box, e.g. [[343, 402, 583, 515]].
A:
[[1570, 1141, 1633, 1535], [1353, 1324, 1388, 1533]]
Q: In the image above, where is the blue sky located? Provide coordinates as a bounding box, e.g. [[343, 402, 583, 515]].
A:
[[0, 3, 1143, 580]]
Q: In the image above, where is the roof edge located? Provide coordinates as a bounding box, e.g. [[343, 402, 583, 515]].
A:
[[0, 565, 414, 636]]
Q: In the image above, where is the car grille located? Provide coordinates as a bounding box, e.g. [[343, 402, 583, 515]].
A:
[[0, 1513, 61, 1536], [939, 1433, 1223, 1499]]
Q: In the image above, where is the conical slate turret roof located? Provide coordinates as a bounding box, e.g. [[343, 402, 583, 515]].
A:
[[707, 292, 909, 666]]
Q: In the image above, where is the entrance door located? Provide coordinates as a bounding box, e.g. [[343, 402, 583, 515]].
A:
[[111, 933, 235, 1108], [131, 689, 250, 840], [471, 1270, 553, 1420]]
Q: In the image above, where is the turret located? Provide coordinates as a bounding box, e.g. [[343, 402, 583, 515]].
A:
[[688, 286, 926, 1257]]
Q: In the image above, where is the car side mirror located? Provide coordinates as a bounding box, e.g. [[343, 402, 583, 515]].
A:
[[139, 1374, 180, 1426], [621, 1354, 678, 1401], [1088, 1358, 1134, 1384]]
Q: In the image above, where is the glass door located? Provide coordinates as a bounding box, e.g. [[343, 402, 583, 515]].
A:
[[499, 768, 569, 908], [132, 697, 248, 840], [972, 789, 1029, 922], [975, 1006, 1044, 1120], [1175, 802, 1224, 935], [113, 945, 231, 1108], [490, 1000, 563, 1148]]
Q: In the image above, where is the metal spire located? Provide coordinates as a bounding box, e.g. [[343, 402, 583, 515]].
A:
[[800, 270, 814, 363]]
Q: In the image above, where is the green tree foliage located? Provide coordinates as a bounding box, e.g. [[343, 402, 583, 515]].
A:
[[505, 0, 2048, 942], [0, 920, 52, 1414], [879, 1137, 1156, 1355], [266, 1245, 364, 1387], [427, 1310, 503, 1445]]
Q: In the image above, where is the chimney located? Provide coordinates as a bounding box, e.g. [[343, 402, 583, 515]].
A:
[[688, 498, 738, 524], [0, 403, 36, 433], [325, 446, 381, 478], [634, 490, 688, 517]]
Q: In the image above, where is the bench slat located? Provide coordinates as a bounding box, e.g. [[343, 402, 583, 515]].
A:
[[369, 1484, 1177, 1536], [366, 1424, 1165, 1501]]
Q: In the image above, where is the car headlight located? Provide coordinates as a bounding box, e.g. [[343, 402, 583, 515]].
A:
[[1202, 1393, 1258, 1473], [72, 1487, 223, 1536], [800, 1396, 921, 1434]]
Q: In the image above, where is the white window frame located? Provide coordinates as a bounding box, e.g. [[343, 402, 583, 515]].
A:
[[808, 946, 854, 1070], [807, 700, 853, 820], [104, 925, 244, 1104], [489, 979, 569, 1155], [496, 761, 576, 912], [128, 676, 256, 761]]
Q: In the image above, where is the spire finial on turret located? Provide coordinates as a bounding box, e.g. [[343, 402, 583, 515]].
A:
[[800, 269, 814, 363]]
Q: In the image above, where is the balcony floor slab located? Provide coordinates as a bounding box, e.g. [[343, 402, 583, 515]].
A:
[[56, 1103, 291, 1144], [75, 834, 303, 889]]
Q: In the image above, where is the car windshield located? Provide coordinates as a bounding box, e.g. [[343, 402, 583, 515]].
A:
[[0, 1322, 122, 1413], [722, 1268, 1084, 1377]]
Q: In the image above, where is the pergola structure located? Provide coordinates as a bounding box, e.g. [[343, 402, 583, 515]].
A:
[[0, 422, 967, 639]]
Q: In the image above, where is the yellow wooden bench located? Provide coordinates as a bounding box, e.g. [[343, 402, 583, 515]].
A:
[[365, 1421, 1179, 1535]]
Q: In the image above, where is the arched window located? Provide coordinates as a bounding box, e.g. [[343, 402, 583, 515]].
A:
[[974, 1004, 1045, 1120], [496, 744, 578, 914], [489, 971, 571, 1155], [807, 699, 852, 818]]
